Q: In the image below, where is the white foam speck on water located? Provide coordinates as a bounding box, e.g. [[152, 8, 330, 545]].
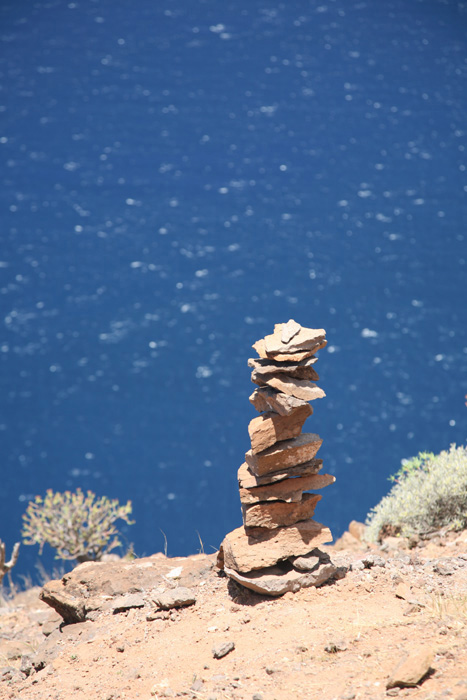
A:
[[361, 328, 379, 338], [196, 366, 212, 379]]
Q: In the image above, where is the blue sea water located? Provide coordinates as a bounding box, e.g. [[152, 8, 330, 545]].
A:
[[1, 0, 466, 579]]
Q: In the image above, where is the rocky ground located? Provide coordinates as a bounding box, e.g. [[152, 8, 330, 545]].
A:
[[1, 526, 466, 700]]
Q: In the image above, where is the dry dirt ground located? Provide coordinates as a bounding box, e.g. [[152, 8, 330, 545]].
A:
[[1, 529, 466, 700]]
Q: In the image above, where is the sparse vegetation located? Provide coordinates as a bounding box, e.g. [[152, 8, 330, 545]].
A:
[[365, 444, 467, 542], [22, 488, 134, 563]]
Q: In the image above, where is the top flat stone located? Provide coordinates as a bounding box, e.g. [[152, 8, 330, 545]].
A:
[[264, 324, 326, 356], [281, 319, 301, 343]]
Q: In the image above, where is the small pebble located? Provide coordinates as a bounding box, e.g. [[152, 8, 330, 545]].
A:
[[212, 641, 235, 659]]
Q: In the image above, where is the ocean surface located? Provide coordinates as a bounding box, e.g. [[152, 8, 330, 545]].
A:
[[1, 0, 466, 579]]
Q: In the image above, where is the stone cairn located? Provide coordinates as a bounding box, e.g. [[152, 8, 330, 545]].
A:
[[218, 320, 339, 596]]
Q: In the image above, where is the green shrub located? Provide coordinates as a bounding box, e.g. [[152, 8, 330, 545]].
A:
[[364, 445, 467, 542], [22, 488, 133, 563]]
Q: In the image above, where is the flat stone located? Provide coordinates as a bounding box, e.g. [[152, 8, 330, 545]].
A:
[[262, 324, 326, 356], [110, 592, 146, 613], [248, 356, 319, 381], [253, 373, 325, 402], [281, 319, 302, 343], [246, 433, 323, 476], [386, 647, 434, 689], [238, 458, 323, 488], [153, 587, 196, 610], [239, 472, 335, 504], [219, 521, 333, 572], [249, 387, 310, 416], [252, 338, 320, 363], [242, 493, 321, 529], [248, 405, 312, 454], [224, 559, 336, 595]]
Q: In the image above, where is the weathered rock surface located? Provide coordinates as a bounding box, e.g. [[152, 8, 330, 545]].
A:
[[219, 521, 332, 572], [242, 493, 321, 529], [386, 647, 434, 688], [252, 337, 319, 363], [248, 356, 319, 381], [212, 641, 235, 659], [248, 405, 312, 454], [262, 324, 326, 356], [252, 373, 326, 401], [245, 433, 323, 476], [238, 458, 323, 488], [280, 318, 301, 343], [224, 559, 336, 595], [249, 387, 310, 416], [239, 472, 335, 504], [40, 553, 216, 622], [153, 587, 196, 610], [40, 580, 86, 624]]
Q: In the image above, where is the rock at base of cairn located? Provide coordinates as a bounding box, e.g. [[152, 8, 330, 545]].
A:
[[224, 549, 337, 596], [220, 320, 341, 596], [219, 520, 332, 573]]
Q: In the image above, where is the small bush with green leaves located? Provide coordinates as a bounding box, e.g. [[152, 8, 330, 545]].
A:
[[22, 488, 133, 563], [365, 444, 467, 543]]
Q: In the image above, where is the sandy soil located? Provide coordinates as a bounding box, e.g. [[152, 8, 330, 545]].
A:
[[1, 529, 466, 700]]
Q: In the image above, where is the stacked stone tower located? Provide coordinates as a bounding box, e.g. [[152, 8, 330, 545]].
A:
[[218, 320, 337, 595]]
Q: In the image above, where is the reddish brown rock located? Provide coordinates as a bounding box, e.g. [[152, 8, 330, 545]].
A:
[[238, 459, 323, 488], [239, 473, 335, 504], [249, 387, 310, 416], [242, 493, 321, 529], [263, 323, 326, 356], [246, 433, 322, 477], [219, 520, 332, 572], [386, 647, 435, 689], [248, 356, 319, 381], [252, 338, 319, 363], [248, 405, 312, 454], [249, 387, 274, 413], [253, 373, 325, 402]]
